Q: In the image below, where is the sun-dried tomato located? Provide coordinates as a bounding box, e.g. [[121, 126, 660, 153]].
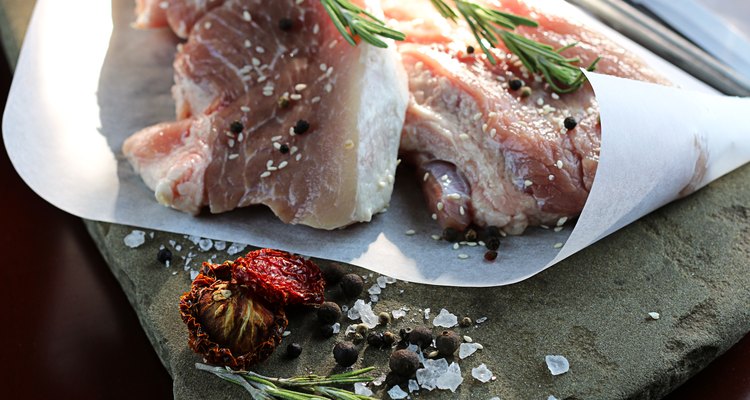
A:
[[179, 249, 325, 369]]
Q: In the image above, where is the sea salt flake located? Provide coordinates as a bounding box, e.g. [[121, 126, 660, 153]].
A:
[[354, 383, 373, 396], [548, 396, 559, 400], [648, 311, 661, 320], [332, 323, 341, 334], [124, 230, 146, 248], [198, 238, 213, 251], [348, 299, 378, 328], [459, 343, 481, 359], [417, 358, 449, 390], [188, 235, 201, 245], [368, 284, 382, 295], [384, 276, 397, 284], [433, 308, 458, 327], [424, 308, 431, 320], [227, 242, 246, 255], [387, 385, 408, 399], [472, 363, 493, 383], [408, 379, 420, 392], [213, 240, 227, 251], [189, 270, 199, 280], [436, 362, 463, 392], [377, 276, 388, 288], [392, 309, 407, 319], [475, 316, 488, 324], [370, 294, 379, 303], [545, 355, 570, 375]]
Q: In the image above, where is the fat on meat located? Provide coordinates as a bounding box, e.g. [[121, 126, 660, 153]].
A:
[[382, 0, 669, 234], [125, 0, 409, 229]]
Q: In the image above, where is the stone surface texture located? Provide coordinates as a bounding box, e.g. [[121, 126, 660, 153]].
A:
[[84, 161, 750, 399], [4, 1, 750, 399]]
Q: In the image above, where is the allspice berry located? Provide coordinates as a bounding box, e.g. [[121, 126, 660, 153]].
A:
[[317, 302, 342, 324], [333, 342, 359, 367], [408, 326, 433, 349], [435, 330, 461, 356], [389, 349, 420, 377], [340, 273, 364, 298], [321, 262, 345, 285]]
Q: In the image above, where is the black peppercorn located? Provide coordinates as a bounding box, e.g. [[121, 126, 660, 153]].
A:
[[229, 120, 244, 134], [278, 17, 294, 31], [157, 248, 172, 265], [293, 119, 310, 135], [286, 343, 302, 359], [367, 332, 385, 348], [484, 250, 498, 261], [333, 342, 359, 367], [509, 79, 524, 91], [389, 349, 420, 377], [466, 45, 475, 54], [485, 225, 500, 238], [408, 326, 433, 349], [464, 228, 478, 242], [319, 324, 335, 339], [443, 227, 461, 243], [279, 143, 290, 154], [485, 236, 500, 251], [564, 116, 577, 130], [435, 330, 461, 356], [317, 301, 342, 324], [340, 273, 364, 298]]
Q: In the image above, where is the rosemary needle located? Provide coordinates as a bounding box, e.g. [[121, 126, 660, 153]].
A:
[[320, 0, 405, 48]]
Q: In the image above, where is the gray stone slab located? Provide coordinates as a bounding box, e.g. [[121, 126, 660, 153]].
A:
[[85, 162, 750, 399]]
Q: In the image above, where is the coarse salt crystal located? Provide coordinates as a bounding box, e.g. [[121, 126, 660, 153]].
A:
[[354, 382, 373, 396], [648, 312, 661, 320], [545, 355, 570, 375], [433, 308, 458, 328], [124, 230, 146, 248], [459, 343, 481, 359], [387, 385, 408, 399], [471, 363, 493, 383]]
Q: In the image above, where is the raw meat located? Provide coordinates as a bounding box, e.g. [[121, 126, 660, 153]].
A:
[[383, 0, 668, 234], [125, 0, 409, 229]]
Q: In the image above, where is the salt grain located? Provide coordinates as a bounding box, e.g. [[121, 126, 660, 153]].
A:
[[387, 385, 408, 399], [459, 343, 481, 359], [198, 238, 213, 251], [433, 308, 458, 328], [471, 363, 493, 383], [124, 230, 146, 248], [648, 312, 661, 320], [226, 242, 246, 255], [354, 382, 373, 396], [545, 355, 570, 375]]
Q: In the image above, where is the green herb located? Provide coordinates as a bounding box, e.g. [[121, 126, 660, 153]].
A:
[[320, 0, 599, 93], [320, 0, 406, 48], [196, 363, 378, 400], [430, 0, 599, 93]]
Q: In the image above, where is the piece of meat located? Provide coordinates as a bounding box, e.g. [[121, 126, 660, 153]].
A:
[[382, 0, 668, 234], [125, 0, 409, 229]]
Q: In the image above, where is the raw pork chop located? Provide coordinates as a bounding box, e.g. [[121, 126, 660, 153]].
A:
[[125, 0, 409, 229], [383, 0, 668, 234]]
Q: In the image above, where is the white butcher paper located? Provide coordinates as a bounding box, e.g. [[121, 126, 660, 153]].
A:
[[3, 0, 749, 286]]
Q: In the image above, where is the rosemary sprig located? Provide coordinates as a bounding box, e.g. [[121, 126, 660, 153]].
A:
[[320, 0, 405, 48], [197, 363, 378, 400], [432, 0, 599, 92], [319, 0, 598, 93]]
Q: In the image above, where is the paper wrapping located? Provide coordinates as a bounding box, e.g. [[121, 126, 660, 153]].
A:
[[3, 0, 749, 286]]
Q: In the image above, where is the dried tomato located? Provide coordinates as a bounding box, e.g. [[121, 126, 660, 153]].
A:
[[179, 249, 325, 369]]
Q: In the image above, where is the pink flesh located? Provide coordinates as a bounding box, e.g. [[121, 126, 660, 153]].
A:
[[384, 0, 668, 234], [125, 0, 407, 228]]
